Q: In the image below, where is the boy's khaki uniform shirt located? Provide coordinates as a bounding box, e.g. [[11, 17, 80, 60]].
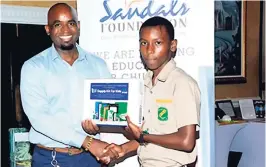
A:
[[138, 59, 201, 167]]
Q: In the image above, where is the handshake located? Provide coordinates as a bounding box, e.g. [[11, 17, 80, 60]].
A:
[[82, 115, 142, 165], [97, 142, 126, 164]]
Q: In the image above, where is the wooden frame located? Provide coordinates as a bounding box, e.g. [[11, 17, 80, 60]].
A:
[[215, 1, 247, 84], [259, 1, 265, 98]]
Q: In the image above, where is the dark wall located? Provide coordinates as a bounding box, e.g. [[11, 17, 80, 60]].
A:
[[1, 23, 51, 167]]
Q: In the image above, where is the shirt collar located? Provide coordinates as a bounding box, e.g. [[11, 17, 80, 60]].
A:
[[144, 58, 177, 87], [50, 43, 86, 61]]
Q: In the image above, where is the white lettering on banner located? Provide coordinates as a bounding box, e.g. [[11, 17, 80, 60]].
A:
[[113, 50, 135, 59], [93, 48, 195, 60], [176, 47, 195, 56], [101, 21, 143, 33], [93, 51, 110, 59], [111, 72, 146, 79], [100, 18, 187, 33], [112, 61, 144, 71], [170, 18, 187, 28]]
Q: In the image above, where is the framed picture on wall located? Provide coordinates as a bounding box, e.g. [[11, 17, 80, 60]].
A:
[[215, 0, 247, 84]]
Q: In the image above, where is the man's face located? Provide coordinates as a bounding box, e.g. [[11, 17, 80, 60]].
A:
[[139, 25, 177, 71], [45, 6, 80, 50]]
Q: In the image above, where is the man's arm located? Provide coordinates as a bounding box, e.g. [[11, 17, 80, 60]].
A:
[[20, 61, 108, 155], [82, 136, 110, 158], [81, 119, 139, 159], [82, 118, 139, 162]]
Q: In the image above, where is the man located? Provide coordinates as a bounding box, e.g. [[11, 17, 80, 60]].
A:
[[20, 3, 118, 167], [84, 16, 201, 167]]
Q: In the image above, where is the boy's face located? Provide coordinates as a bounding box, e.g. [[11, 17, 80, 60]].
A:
[[139, 25, 177, 71]]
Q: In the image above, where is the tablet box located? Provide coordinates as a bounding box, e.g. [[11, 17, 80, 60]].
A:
[[83, 79, 144, 129]]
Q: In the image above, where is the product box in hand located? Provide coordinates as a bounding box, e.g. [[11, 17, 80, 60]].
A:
[[83, 79, 144, 128], [9, 128, 32, 167]]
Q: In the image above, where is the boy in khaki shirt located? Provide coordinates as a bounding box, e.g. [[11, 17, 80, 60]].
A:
[[83, 16, 200, 167]]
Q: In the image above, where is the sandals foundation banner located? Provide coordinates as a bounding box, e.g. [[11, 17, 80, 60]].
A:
[[77, 0, 214, 167]]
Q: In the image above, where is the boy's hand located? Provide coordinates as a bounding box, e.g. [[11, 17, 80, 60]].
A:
[[125, 115, 142, 139], [98, 143, 125, 164], [82, 119, 99, 135], [122, 129, 135, 140]]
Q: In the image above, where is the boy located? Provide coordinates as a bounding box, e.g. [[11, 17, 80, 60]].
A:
[[84, 16, 200, 167]]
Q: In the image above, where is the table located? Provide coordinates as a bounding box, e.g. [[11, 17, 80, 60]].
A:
[[215, 121, 265, 167], [230, 122, 265, 167]]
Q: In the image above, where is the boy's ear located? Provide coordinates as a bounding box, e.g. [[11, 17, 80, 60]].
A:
[[170, 39, 178, 52]]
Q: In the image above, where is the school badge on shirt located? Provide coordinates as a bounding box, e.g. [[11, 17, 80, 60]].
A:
[[158, 107, 168, 121]]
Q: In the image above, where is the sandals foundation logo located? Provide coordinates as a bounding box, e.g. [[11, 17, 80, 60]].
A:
[[99, 0, 189, 34], [87, 0, 195, 80]]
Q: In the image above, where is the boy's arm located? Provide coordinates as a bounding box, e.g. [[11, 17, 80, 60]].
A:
[[126, 116, 196, 152], [142, 124, 196, 152], [121, 140, 139, 155]]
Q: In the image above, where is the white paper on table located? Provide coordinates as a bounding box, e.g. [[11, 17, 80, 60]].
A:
[[239, 99, 256, 119], [14, 132, 29, 142]]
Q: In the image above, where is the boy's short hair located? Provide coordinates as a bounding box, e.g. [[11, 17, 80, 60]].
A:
[[139, 16, 175, 40]]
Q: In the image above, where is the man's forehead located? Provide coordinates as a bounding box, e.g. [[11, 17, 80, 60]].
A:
[[47, 5, 77, 23], [51, 14, 75, 22]]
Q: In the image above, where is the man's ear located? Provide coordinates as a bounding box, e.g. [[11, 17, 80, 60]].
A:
[[44, 25, 50, 35], [170, 39, 178, 52], [78, 21, 81, 29], [77, 21, 81, 32]]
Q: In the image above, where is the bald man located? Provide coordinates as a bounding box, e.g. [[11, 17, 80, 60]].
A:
[[20, 3, 118, 167]]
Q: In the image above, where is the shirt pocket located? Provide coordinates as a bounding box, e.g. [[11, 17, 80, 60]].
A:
[[153, 99, 177, 134]]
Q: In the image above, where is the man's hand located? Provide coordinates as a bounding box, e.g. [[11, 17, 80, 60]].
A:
[[82, 119, 99, 135], [125, 115, 142, 140], [97, 143, 125, 164]]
